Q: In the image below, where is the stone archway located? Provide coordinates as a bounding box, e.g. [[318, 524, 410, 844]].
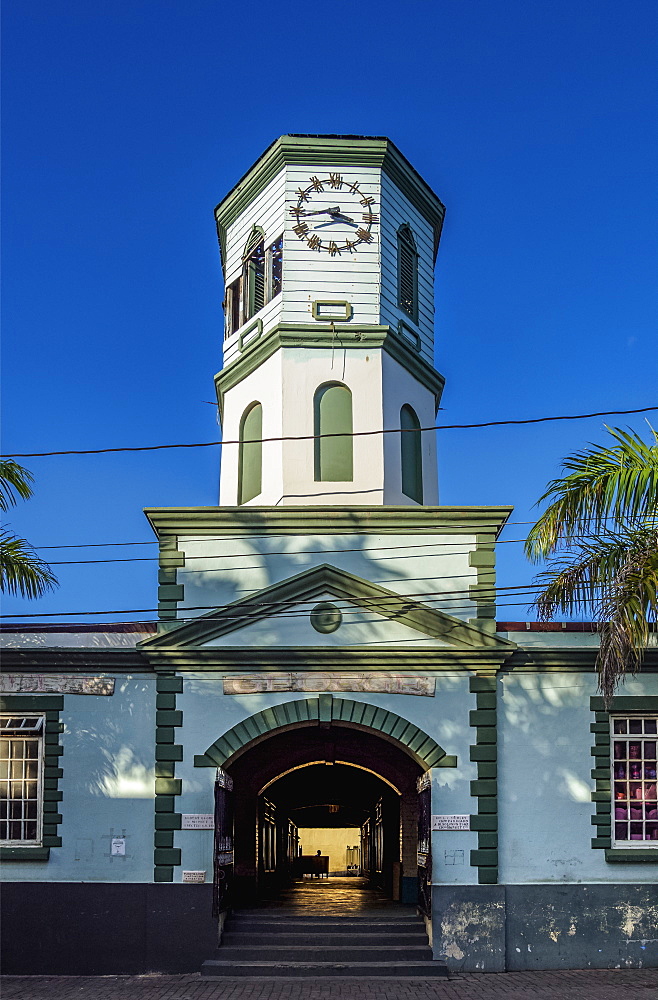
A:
[[194, 696, 457, 905]]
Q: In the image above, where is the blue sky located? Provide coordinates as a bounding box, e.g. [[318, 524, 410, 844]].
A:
[[2, 0, 657, 624]]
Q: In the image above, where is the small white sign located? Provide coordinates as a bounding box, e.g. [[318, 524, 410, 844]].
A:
[[432, 814, 470, 831], [181, 814, 214, 830], [182, 870, 206, 883], [111, 837, 126, 855]]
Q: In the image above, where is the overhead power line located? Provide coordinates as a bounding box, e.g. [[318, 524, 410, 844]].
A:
[[0, 582, 541, 620], [3, 405, 657, 459]]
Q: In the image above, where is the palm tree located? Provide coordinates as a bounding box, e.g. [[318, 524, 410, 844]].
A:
[[525, 426, 658, 702], [0, 460, 58, 599]]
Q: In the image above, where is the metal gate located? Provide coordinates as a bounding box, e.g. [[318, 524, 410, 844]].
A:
[[212, 767, 234, 917], [417, 771, 432, 917]]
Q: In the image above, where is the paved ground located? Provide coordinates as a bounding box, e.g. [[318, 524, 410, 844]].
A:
[[2, 969, 658, 1000]]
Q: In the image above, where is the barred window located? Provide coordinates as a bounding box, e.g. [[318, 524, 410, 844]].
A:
[[0, 715, 44, 844], [612, 716, 658, 846], [224, 231, 284, 339]]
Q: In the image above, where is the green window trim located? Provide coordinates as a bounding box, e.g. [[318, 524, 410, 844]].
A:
[[400, 404, 423, 503], [314, 382, 353, 482], [1, 846, 50, 861], [238, 401, 263, 505], [0, 695, 64, 852], [311, 300, 352, 322], [242, 226, 266, 321], [589, 696, 658, 858]]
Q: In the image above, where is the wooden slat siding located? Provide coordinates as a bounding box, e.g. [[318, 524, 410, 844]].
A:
[[379, 173, 435, 365], [281, 166, 382, 326], [224, 169, 286, 279], [223, 294, 282, 366]]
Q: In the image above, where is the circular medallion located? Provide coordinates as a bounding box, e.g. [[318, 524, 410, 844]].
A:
[[310, 601, 343, 634], [290, 174, 378, 255]]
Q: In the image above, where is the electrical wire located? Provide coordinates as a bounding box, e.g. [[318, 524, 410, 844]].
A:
[[0, 582, 542, 620], [3, 405, 656, 459]]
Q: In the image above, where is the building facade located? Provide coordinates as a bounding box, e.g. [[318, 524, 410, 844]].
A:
[[2, 135, 657, 975]]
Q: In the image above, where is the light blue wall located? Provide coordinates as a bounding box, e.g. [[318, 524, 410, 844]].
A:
[[498, 672, 658, 884], [3, 676, 156, 882], [174, 674, 478, 883]]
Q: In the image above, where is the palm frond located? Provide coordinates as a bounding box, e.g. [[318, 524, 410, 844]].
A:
[[0, 529, 58, 599], [525, 426, 658, 561], [0, 460, 35, 512]]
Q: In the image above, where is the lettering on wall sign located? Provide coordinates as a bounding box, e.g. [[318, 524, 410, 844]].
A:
[[0, 674, 115, 695], [182, 871, 207, 883], [223, 673, 435, 697], [432, 814, 471, 831], [181, 814, 214, 830]]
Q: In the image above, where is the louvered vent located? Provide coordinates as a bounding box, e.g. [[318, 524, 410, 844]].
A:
[[398, 225, 418, 322]]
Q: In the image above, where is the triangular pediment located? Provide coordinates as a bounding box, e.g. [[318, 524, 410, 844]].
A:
[[138, 564, 515, 652]]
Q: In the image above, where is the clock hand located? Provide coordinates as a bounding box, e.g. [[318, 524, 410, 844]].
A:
[[301, 206, 342, 217]]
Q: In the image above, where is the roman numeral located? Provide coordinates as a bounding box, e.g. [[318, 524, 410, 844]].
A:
[[348, 181, 361, 194], [296, 188, 310, 202], [360, 196, 374, 207], [362, 212, 378, 224], [307, 234, 322, 250], [329, 173, 343, 189], [290, 206, 305, 218], [345, 239, 358, 252], [356, 228, 373, 243], [327, 241, 340, 256], [310, 176, 324, 192], [293, 222, 309, 238]]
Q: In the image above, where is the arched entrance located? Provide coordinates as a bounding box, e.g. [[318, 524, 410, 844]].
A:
[[196, 696, 453, 910]]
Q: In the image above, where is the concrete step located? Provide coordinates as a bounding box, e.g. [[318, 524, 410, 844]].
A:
[[226, 919, 424, 933], [201, 960, 449, 978], [222, 931, 429, 946], [214, 945, 433, 962]]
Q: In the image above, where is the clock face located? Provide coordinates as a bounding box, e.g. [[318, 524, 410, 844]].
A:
[[289, 174, 378, 255]]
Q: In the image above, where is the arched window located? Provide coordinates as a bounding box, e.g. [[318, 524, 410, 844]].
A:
[[238, 402, 262, 504], [243, 227, 266, 320], [398, 225, 418, 323], [314, 383, 353, 482], [400, 404, 422, 503]]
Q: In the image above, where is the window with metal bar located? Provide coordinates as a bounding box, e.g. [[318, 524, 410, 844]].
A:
[[0, 716, 44, 844], [612, 716, 658, 845]]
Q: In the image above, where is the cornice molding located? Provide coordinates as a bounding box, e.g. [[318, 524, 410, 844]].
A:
[[144, 504, 513, 539], [214, 323, 445, 418]]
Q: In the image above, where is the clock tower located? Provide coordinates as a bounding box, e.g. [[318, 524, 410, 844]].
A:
[[214, 134, 446, 506]]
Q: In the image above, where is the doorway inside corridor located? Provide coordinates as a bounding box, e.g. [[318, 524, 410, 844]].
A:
[[217, 720, 425, 909]]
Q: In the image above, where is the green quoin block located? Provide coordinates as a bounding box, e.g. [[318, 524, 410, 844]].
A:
[[476, 693, 497, 710], [591, 837, 611, 849], [469, 710, 497, 728], [477, 832, 498, 849], [156, 728, 176, 745], [154, 866, 174, 883], [470, 745, 497, 762], [478, 868, 498, 885], [155, 814, 182, 830], [477, 761, 497, 779], [154, 848, 181, 866], [155, 830, 174, 848], [156, 711, 183, 727], [156, 694, 177, 710], [155, 762, 176, 778], [156, 745, 183, 762], [477, 798, 498, 815], [470, 849, 498, 867], [469, 676, 497, 693], [470, 814, 497, 831], [42, 836, 62, 847], [156, 676, 183, 693], [155, 778, 182, 796], [476, 728, 497, 745], [471, 779, 497, 797], [155, 796, 176, 813]]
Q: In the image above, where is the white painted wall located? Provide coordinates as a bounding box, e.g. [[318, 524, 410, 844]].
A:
[[177, 531, 478, 622], [381, 351, 439, 505]]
